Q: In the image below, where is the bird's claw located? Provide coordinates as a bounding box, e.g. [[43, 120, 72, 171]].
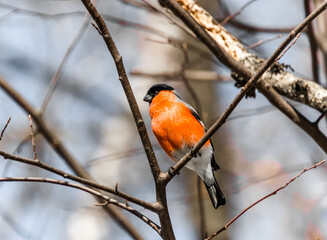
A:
[[168, 167, 179, 176]]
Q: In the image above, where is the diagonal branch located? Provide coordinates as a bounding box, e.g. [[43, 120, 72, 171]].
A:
[[205, 159, 326, 239], [0, 117, 11, 141]]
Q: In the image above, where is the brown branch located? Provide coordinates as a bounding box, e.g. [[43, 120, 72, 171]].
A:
[[0, 117, 11, 141], [304, 0, 320, 83], [159, 0, 327, 183], [246, 34, 284, 50], [131, 70, 232, 82], [0, 149, 157, 212], [0, 177, 161, 235], [276, 32, 301, 61], [221, 0, 257, 25], [41, 13, 91, 112], [28, 115, 38, 161], [205, 159, 326, 240], [80, 1, 175, 239]]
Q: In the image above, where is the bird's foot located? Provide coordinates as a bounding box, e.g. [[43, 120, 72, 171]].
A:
[[168, 166, 179, 176]]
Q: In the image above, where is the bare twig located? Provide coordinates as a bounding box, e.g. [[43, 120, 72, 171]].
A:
[[221, 0, 257, 25], [0, 177, 161, 235], [276, 33, 301, 61], [304, 0, 320, 83], [0, 117, 11, 141], [246, 34, 284, 50], [205, 159, 326, 239], [28, 115, 38, 161], [41, 12, 91, 112], [131, 70, 232, 82]]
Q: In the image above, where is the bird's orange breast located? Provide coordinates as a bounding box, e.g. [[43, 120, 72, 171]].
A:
[[149, 91, 210, 160]]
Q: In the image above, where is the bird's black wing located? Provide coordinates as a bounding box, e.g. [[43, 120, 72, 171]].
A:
[[174, 91, 220, 170]]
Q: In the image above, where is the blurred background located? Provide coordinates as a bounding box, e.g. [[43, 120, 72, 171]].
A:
[[0, 0, 326, 239]]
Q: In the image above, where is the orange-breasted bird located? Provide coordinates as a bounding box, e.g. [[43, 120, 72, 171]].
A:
[[143, 84, 226, 209]]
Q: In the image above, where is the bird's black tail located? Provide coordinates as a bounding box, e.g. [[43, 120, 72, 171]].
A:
[[205, 177, 226, 209]]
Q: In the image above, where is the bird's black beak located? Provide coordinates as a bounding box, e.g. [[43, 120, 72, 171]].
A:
[[143, 94, 152, 103]]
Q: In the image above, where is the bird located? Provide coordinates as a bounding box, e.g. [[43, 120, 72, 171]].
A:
[[143, 83, 226, 209]]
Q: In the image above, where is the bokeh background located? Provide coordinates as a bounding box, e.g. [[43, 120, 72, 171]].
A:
[[0, 0, 326, 239]]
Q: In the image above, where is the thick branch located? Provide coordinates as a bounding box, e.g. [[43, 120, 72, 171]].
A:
[[159, 0, 327, 184], [161, 0, 327, 112]]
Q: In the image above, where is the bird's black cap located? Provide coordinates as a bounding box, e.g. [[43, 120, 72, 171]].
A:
[[143, 84, 174, 103]]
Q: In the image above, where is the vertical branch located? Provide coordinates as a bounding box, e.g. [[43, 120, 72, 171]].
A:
[[304, 0, 320, 83], [28, 115, 38, 161], [85, 2, 160, 181], [81, 1, 176, 239]]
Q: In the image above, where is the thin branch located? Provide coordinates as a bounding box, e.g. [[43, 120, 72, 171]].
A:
[[221, 0, 257, 25], [276, 33, 301, 61], [304, 0, 320, 83], [0, 150, 157, 212], [0, 117, 11, 141], [40, 12, 91, 112], [142, 0, 196, 38], [205, 159, 326, 240], [131, 70, 232, 82], [28, 115, 38, 161], [0, 177, 161, 236], [246, 34, 284, 50]]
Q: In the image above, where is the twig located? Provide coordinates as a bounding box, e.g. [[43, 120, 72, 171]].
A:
[[221, 0, 257, 25], [28, 115, 38, 161], [304, 0, 320, 83], [142, 0, 196, 38], [276, 33, 302, 61], [0, 117, 11, 141], [0, 149, 156, 212], [0, 177, 161, 236], [40, 12, 91, 112], [131, 70, 232, 82], [205, 159, 326, 240], [246, 34, 284, 50]]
